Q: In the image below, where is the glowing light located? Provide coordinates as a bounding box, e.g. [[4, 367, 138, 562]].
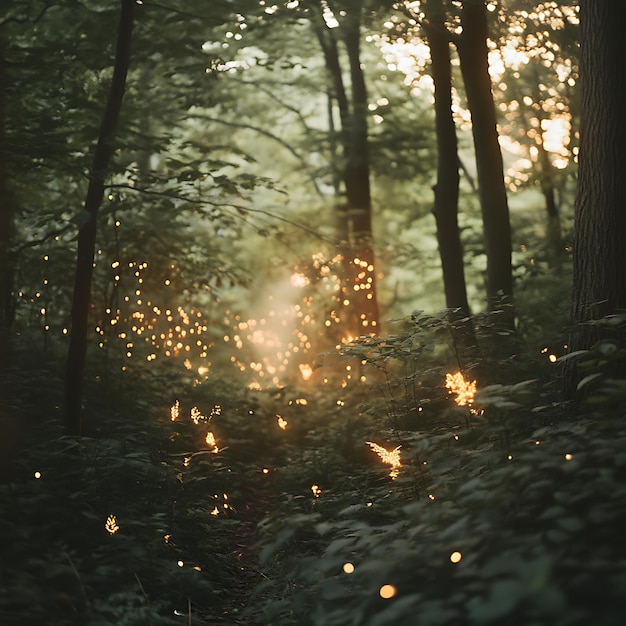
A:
[[565, 453, 573, 461], [445, 372, 477, 407], [164, 534, 171, 543], [191, 407, 206, 424], [177, 560, 184, 567], [343, 562, 355, 574], [299, 363, 313, 381], [549, 354, 557, 363], [34, 471, 41, 479], [366, 441, 401, 479], [205, 432, 219, 453], [105, 515, 120, 535], [277, 415, 288, 430], [262, 468, 270, 474], [170, 400, 180, 421], [379, 585, 397, 599], [290, 273, 310, 287], [311, 484, 322, 497], [450, 551, 462, 564]]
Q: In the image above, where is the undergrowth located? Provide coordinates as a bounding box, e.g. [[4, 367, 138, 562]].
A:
[[1, 311, 626, 625]]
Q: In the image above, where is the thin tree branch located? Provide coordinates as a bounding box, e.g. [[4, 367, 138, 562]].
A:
[[183, 113, 324, 197]]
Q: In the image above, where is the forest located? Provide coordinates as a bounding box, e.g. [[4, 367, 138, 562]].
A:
[[1, 0, 626, 624]]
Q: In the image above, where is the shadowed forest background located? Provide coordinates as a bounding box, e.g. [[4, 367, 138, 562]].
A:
[[1, 0, 626, 624]]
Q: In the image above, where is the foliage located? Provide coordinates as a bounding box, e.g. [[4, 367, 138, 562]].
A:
[[0, 365, 250, 624], [251, 315, 626, 626]]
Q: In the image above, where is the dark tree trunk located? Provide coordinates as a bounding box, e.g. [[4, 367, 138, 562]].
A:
[[315, 3, 379, 337], [0, 40, 19, 482], [0, 43, 15, 356], [342, 9, 379, 335], [65, 0, 134, 436], [423, 0, 477, 354], [569, 1, 626, 364], [458, 0, 514, 329]]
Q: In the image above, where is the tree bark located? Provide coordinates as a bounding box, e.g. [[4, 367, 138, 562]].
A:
[[569, 1, 626, 359], [457, 0, 514, 329], [0, 42, 15, 358], [342, 8, 379, 335], [314, 1, 380, 337], [65, 0, 134, 436], [423, 0, 477, 354]]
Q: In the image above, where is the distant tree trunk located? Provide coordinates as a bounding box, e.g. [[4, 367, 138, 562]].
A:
[[537, 138, 563, 269], [529, 68, 563, 270], [314, 3, 380, 338], [569, 1, 626, 373], [457, 0, 514, 330], [65, 0, 134, 436], [342, 9, 379, 335], [315, 20, 360, 339]]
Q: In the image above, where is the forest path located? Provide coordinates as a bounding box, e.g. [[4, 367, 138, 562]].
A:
[[195, 446, 286, 625]]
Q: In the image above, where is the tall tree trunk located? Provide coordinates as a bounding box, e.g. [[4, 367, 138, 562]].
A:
[[423, 0, 476, 355], [342, 9, 379, 335], [0, 39, 19, 482], [65, 0, 134, 436], [569, 1, 626, 370], [315, 20, 359, 338], [315, 4, 379, 338], [457, 0, 514, 330], [0, 42, 14, 359]]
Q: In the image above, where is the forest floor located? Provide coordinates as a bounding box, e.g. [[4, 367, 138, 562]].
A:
[[3, 334, 626, 626]]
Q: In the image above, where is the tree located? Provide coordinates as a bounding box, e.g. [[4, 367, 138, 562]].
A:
[[314, 0, 380, 338], [457, 0, 513, 329], [421, 0, 477, 354], [65, 0, 134, 436], [0, 38, 13, 357], [569, 1, 626, 359]]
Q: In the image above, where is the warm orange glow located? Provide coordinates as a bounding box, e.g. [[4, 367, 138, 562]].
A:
[[565, 453, 573, 461], [343, 562, 355, 574], [311, 484, 322, 497], [205, 432, 219, 453], [445, 372, 477, 407], [299, 363, 313, 381], [191, 406, 205, 424], [170, 400, 180, 421], [450, 551, 462, 564], [379, 584, 397, 599], [105, 515, 120, 535], [366, 441, 401, 479], [277, 415, 288, 430]]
